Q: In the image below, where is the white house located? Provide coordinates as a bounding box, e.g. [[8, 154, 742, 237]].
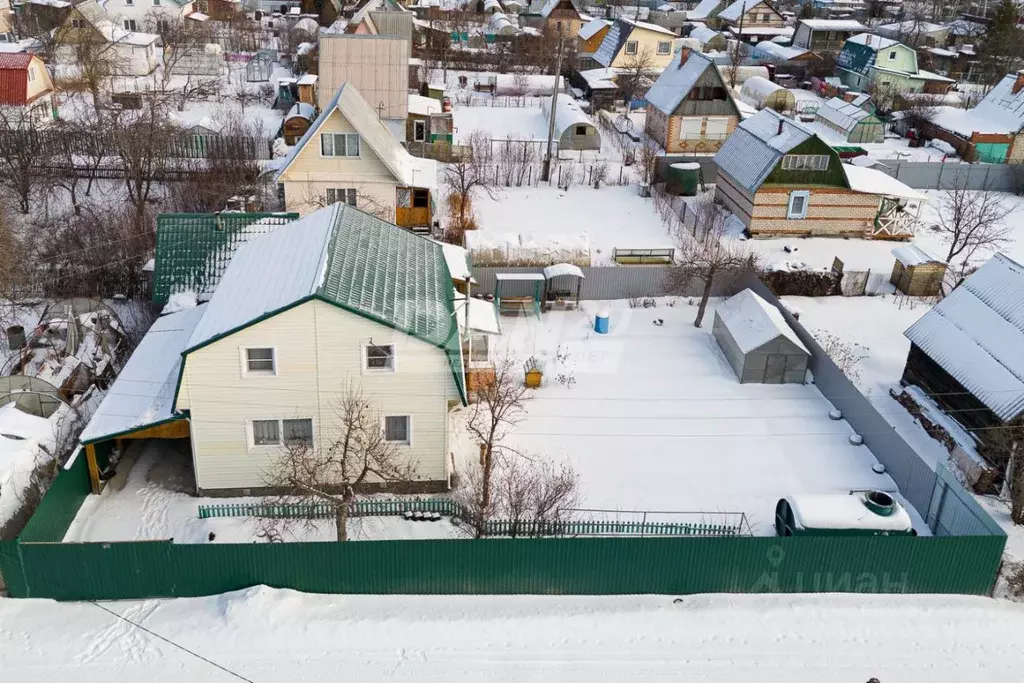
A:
[[58, 0, 159, 76], [275, 83, 439, 231], [99, 0, 195, 31], [79, 204, 468, 495]]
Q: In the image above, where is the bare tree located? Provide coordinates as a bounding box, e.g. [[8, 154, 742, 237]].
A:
[[812, 329, 866, 385], [935, 178, 1013, 281], [636, 140, 659, 193], [111, 101, 174, 223], [260, 385, 415, 542], [298, 184, 396, 222], [46, 120, 88, 216], [464, 355, 530, 521], [0, 108, 50, 214], [618, 47, 654, 109], [444, 130, 497, 233], [667, 194, 759, 327], [70, 33, 129, 116]]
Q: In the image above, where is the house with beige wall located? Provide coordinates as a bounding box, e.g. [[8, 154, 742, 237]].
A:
[[276, 83, 438, 231], [644, 48, 739, 153], [594, 17, 677, 69], [713, 109, 921, 239], [56, 0, 159, 76], [0, 53, 56, 126]]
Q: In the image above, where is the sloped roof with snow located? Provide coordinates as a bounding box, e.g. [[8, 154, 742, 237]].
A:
[[579, 17, 609, 40], [686, 0, 722, 20], [815, 96, 878, 133], [842, 164, 924, 201], [540, 0, 580, 18], [716, 289, 809, 355], [184, 204, 467, 403], [80, 305, 207, 444], [277, 83, 438, 188], [594, 17, 674, 66], [718, 0, 776, 23], [689, 25, 723, 46], [642, 49, 724, 116], [753, 41, 809, 61], [542, 93, 597, 138], [797, 19, 866, 31], [904, 254, 1024, 421], [713, 109, 814, 192], [892, 244, 944, 267]]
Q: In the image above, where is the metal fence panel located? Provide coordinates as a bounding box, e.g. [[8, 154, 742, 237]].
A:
[[885, 162, 1016, 191], [471, 267, 747, 300]]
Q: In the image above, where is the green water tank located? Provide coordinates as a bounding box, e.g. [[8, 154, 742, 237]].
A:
[[667, 162, 701, 196]]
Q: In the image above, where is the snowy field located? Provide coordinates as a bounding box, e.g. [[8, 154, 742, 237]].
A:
[[453, 298, 918, 535], [471, 185, 674, 266], [2, 588, 1023, 682], [64, 441, 465, 543]]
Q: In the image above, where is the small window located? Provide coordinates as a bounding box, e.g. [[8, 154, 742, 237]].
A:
[[124, 19, 138, 31], [366, 343, 395, 370], [787, 191, 809, 219], [412, 188, 430, 208], [384, 415, 410, 444], [888, 50, 897, 60], [625, 40, 638, 55], [325, 188, 357, 206], [252, 420, 280, 446], [71, 19, 85, 29], [556, 21, 562, 31], [761, 13, 770, 22], [27, 68, 35, 83], [413, 119, 426, 142], [245, 347, 276, 374], [320, 132, 360, 157], [657, 41, 671, 55], [154, 0, 161, 5], [283, 419, 313, 446], [575, 124, 588, 135]]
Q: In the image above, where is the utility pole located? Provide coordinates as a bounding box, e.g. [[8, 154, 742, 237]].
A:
[[541, 37, 563, 183], [730, 1, 746, 88]]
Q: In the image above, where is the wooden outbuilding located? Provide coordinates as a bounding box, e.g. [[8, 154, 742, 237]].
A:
[[890, 245, 947, 296]]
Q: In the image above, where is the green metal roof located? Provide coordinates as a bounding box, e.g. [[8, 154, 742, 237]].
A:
[[152, 213, 298, 305]]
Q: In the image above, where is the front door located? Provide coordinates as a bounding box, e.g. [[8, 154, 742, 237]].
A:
[[764, 354, 786, 384]]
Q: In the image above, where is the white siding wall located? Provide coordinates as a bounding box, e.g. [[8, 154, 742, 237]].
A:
[[279, 107, 400, 216], [178, 299, 457, 492], [102, 0, 194, 24]]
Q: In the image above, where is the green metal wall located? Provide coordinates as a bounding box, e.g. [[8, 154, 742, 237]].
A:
[[1, 453, 1006, 601]]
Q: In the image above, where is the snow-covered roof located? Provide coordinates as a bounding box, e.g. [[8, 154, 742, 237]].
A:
[[753, 40, 809, 61], [542, 93, 597, 139], [891, 244, 944, 267], [297, 74, 318, 86], [455, 296, 501, 335], [594, 17, 674, 67], [185, 203, 466, 401], [718, 0, 770, 23], [941, 72, 1024, 136], [408, 93, 441, 116], [543, 263, 585, 279], [844, 32, 899, 51], [784, 494, 913, 532], [842, 164, 924, 201], [714, 109, 814, 192], [487, 11, 516, 34], [904, 254, 1024, 422], [815, 96, 875, 133], [436, 240, 472, 281], [729, 26, 792, 37], [579, 17, 609, 40], [578, 67, 619, 89], [797, 18, 866, 31], [689, 25, 722, 46], [80, 305, 207, 444], [644, 49, 718, 116], [686, 0, 721, 20], [741, 75, 784, 101], [877, 20, 946, 35], [285, 101, 316, 121], [539, 0, 579, 18], [277, 83, 438, 188], [715, 288, 809, 355]]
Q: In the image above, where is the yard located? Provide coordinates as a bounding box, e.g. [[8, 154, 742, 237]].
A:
[[452, 297, 922, 535]]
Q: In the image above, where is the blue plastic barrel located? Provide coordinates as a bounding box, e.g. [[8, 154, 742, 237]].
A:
[[594, 311, 610, 334]]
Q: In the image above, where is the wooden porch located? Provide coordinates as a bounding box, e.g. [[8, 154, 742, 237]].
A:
[[395, 187, 433, 231]]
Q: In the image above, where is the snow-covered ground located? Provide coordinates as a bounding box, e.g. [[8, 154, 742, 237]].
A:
[[0, 403, 72, 529], [452, 298, 916, 535], [64, 440, 465, 543], [2, 588, 1023, 682], [802, 120, 965, 163], [470, 185, 673, 266]]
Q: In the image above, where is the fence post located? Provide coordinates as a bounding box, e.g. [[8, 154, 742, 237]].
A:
[[936, 161, 944, 189]]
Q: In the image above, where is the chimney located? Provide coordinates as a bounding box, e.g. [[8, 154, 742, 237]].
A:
[[1014, 71, 1024, 95], [678, 47, 691, 68], [777, 115, 784, 135]]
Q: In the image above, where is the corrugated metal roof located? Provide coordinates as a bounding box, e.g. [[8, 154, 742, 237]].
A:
[[579, 17, 609, 40], [718, 0, 762, 23], [185, 204, 467, 402], [644, 49, 718, 115], [713, 109, 813, 191], [151, 213, 298, 304], [904, 254, 1024, 421], [594, 20, 627, 67], [0, 53, 31, 106], [835, 36, 884, 76]]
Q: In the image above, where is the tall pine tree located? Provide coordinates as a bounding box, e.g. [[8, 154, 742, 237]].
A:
[[980, 0, 1024, 87]]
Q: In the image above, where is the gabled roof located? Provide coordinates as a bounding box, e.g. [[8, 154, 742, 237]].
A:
[[718, 0, 777, 23], [69, 0, 158, 45], [151, 213, 298, 305], [713, 108, 815, 192], [540, 0, 581, 18], [904, 254, 1024, 422], [593, 18, 674, 67], [579, 17, 610, 40], [0, 54, 33, 106], [185, 204, 467, 404], [645, 48, 724, 116], [716, 289, 809, 355], [277, 83, 437, 188], [815, 96, 878, 133], [686, 0, 722, 20], [80, 304, 207, 444]]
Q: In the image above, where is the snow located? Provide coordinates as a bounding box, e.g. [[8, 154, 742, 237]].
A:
[[3, 589, 1024, 682], [716, 289, 809, 354], [435, 240, 472, 280], [785, 493, 913, 532], [408, 93, 442, 117], [0, 403, 65, 527], [453, 298, 911, 535], [160, 291, 197, 315], [842, 163, 925, 201], [454, 296, 501, 335], [543, 263, 585, 280], [542, 94, 597, 139], [79, 305, 207, 444], [470, 185, 673, 266], [65, 441, 466, 543], [892, 244, 944, 267], [451, 105, 549, 144]]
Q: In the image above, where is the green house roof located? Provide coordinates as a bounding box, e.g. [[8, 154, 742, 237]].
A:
[[152, 213, 298, 305], [183, 204, 467, 404]]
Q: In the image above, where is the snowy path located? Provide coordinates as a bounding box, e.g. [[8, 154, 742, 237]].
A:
[[1, 589, 1023, 682]]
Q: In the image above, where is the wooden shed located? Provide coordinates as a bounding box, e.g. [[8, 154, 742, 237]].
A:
[[890, 245, 947, 296]]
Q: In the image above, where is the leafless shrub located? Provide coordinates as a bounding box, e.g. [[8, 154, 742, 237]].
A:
[[813, 329, 867, 385]]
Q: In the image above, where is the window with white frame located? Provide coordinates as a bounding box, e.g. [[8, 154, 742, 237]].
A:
[[325, 188, 357, 206], [781, 154, 829, 172], [625, 40, 638, 55], [320, 132, 360, 157], [245, 347, 276, 374], [27, 68, 35, 83], [657, 41, 671, 55], [384, 415, 410, 444], [787, 191, 810, 219], [252, 420, 280, 445], [413, 119, 426, 142], [365, 343, 395, 370], [283, 419, 313, 446], [888, 50, 897, 60], [124, 19, 138, 30]]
